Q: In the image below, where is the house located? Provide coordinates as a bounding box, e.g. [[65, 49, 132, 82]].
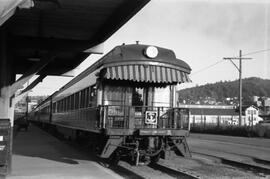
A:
[[243, 105, 263, 126]]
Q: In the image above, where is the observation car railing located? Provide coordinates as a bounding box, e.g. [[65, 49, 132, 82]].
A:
[[99, 105, 190, 130]]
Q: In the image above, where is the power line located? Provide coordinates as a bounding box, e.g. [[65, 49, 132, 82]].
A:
[[242, 48, 270, 56], [191, 60, 224, 76], [190, 48, 270, 76]]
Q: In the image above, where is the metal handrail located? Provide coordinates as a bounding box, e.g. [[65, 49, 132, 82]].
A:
[[99, 105, 189, 130]]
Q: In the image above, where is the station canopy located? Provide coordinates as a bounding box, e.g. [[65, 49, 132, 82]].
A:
[[0, 0, 150, 76]]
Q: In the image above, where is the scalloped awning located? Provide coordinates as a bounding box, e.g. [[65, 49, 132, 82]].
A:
[[104, 65, 191, 83]]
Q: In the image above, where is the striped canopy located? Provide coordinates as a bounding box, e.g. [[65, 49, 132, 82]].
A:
[[104, 64, 191, 83]]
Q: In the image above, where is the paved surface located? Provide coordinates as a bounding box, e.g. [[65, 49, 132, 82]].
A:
[[188, 133, 270, 160], [7, 124, 122, 179], [187, 133, 270, 169], [189, 133, 270, 148]]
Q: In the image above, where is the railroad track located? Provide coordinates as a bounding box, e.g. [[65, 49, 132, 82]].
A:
[[192, 152, 270, 177], [105, 164, 146, 179], [115, 160, 201, 179], [149, 162, 200, 179]]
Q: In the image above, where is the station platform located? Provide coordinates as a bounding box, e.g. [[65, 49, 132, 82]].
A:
[[7, 124, 122, 179]]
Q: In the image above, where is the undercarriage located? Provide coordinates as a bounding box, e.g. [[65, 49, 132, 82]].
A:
[[100, 133, 191, 166]]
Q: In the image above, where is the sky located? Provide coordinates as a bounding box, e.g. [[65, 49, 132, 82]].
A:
[[28, 0, 270, 96]]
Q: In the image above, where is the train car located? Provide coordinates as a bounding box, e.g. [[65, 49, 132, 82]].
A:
[[29, 44, 192, 165]]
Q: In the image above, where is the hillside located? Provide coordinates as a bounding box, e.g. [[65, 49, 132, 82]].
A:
[[177, 77, 270, 105]]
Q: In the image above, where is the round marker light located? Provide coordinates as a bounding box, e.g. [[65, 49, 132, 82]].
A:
[[144, 46, 158, 58]]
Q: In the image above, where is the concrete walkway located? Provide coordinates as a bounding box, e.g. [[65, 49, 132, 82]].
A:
[[7, 124, 122, 179]]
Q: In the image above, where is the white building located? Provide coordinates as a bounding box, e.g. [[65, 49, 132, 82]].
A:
[[244, 105, 263, 126]]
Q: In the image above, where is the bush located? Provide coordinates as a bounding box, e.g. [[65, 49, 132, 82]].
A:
[[190, 125, 264, 138]]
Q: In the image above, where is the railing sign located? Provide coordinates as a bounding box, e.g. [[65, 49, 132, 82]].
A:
[[145, 111, 158, 125]]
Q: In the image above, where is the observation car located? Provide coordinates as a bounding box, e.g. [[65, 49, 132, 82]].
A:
[[29, 44, 192, 165]]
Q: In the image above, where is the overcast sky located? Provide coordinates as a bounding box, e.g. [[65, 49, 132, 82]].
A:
[[29, 0, 270, 96]]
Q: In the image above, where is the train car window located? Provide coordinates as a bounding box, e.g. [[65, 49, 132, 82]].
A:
[[147, 87, 154, 107], [57, 101, 59, 112], [63, 99, 65, 112], [60, 100, 62, 112], [69, 96, 72, 111], [87, 87, 91, 107], [86, 87, 89, 107], [79, 92, 82, 109], [74, 93, 77, 109], [63, 99, 65, 111], [104, 86, 126, 106], [80, 89, 85, 108], [59, 100, 61, 112], [63, 98, 66, 112], [60, 99, 62, 112], [66, 97, 69, 111], [58, 100, 61, 112], [66, 96, 69, 111], [64, 98, 66, 112], [89, 85, 97, 107], [80, 90, 84, 108], [89, 87, 93, 107], [68, 97, 70, 111], [65, 97, 68, 111], [85, 88, 88, 107], [132, 88, 144, 106], [153, 86, 170, 107], [71, 94, 74, 110], [75, 92, 79, 109], [80, 90, 83, 108], [78, 92, 81, 109], [68, 95, 72, 111], [53, 102, 56, 113], [61, 99, 64, 112], [66, 97, 68, 111], [92, 85, 97, 97]]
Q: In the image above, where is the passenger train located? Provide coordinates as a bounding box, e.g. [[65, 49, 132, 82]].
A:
[[29, 44, 192, 165]]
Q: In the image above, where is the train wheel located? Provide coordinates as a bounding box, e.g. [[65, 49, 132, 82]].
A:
[[108, 150, 121, 166], [150, 154, 160, 164]]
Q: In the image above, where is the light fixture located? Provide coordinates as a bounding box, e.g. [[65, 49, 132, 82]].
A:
[[144, 46, 158, 58]]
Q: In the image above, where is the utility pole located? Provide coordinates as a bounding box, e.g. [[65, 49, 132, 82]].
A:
[[223, 50, 252, 126]]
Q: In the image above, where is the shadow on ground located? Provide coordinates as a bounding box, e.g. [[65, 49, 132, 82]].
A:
[[12, 124, 94, 165]]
